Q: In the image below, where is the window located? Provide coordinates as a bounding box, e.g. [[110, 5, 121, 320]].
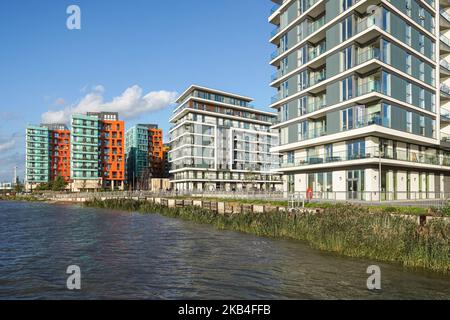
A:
[[341, 77, 353, 101], [419, 7, 425, 27], [381, 39, 390, 64], [288, 174, 295, 193], [325, 144, 333, 160], [347, 139, 366, 160], [298, 71, 308, 91], [341, 16, 353, 42], [431, 94, 436, 113], [297, 24, 304, 42], [406, 83, 412, 104], [281, 34, 288, 53], [419, 34, 425, 54], [406, 25, 412, 46], [407, 112, 412, 133], [382, 71, 391, 96], [342, 0, 352, 12], [419, 61, 425, 82], [342, 107, 354, 131], [420, 116, 425, 136], [297, 46, 307, 66], [281, 104, 288, 122], [287, 151, 295, 164], [281, 57, 288, 76], [298, 96, 307, 115], [281, 81, 289, 99], [382, 104, 391, 127], [420, 88, 425, 109], [406, 0, 411, 17], [342, 46, 352, 71], [406, 54, 412, 75]]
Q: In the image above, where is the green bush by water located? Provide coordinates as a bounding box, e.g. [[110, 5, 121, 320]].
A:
[[84, 199, 450, 274]]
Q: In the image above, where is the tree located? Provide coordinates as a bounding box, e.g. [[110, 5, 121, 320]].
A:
[[52, 176, 68, 192], [14, 183, 23, 193]]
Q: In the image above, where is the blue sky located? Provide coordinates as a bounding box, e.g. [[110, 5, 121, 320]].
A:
[[0, 0, 275, 182]]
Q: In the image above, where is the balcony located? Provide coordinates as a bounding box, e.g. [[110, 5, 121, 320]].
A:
[[440, 34, 450, 54], [281, 146, 450, 169], [440, 9, 450, 29], [271, 47, 382, 105], [441, 59, 450, 78], [441, 83, 450, 100], [441, 109, 450, 122], [282, 112, 383, 146], [270, 16, 325, 60]]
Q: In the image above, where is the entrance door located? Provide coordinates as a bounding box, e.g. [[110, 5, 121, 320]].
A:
[[347, 170, 360, 200]]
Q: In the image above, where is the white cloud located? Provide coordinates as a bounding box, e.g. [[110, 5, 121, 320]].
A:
[[0, 140, 15, 152], [41, 85, 178, 124]]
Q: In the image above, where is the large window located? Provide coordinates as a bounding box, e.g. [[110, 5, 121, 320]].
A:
[[341, 77, 353, 101], [342, 46, 353, 71], [341, 16, 353, 42], [406, 25, 412, 46], [347, 139, 366, 160], [406, 54, 412, 75], [406, 83, 412, 104], [342, 107, 353, 131], [407, 112, 412, 133]]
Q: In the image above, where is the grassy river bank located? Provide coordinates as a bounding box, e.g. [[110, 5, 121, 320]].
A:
[[83, 198, 450, 275]]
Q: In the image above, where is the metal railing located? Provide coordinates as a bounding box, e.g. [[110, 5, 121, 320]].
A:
[[39, 190, 450, 209], [288, 191, 450, 209], [281, 146, 450, 169]]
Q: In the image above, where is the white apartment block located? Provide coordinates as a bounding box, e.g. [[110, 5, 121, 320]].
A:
[[169, 85, 283, 192], [269, 0, 450, 201]]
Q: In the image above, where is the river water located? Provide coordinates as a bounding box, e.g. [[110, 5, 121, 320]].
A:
[[0, 201, 448, 300]]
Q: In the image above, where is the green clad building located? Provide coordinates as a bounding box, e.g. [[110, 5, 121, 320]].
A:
[[70, 113, 100, 190], [25, 125, 50, 190], [125, 124, 157, 187], [269, 0, 450, 201]]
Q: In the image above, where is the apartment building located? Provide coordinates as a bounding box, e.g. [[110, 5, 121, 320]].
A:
[[169, 85, 283, 192], [25, 124, 70, 191], [47, 124, 71, 182], [269, 0, 450, 201], [125, 124, 165, 189], [163, 144, 171, 179], [70, 112, 124, 191]]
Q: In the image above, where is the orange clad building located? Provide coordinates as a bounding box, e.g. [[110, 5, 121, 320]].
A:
[[148, 127, 164, 178], [91, 113, 125, 190], [46, 124, 71, 182]]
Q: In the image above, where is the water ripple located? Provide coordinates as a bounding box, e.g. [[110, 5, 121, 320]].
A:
[[0, 201, 449, 300]]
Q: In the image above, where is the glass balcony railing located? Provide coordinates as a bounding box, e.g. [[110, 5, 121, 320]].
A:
[[441, 33, 450, 47], [281, 146, 450, 168], [309, 71, 326, 86], [283, 113, 384, 145], [271, 51, 382, 104], [442, 133, 450, 143], [356, 47, 380, 65], [441, 110, 450, 121], [440, 9, 450, 24], [441, 83, 450, 96], [271, 26, 280, 38], [441, 59, 450, 72], [356, 14, 379, 33]]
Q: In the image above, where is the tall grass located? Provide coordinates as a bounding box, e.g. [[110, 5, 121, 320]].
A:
[[84, 199, 450, 274]]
